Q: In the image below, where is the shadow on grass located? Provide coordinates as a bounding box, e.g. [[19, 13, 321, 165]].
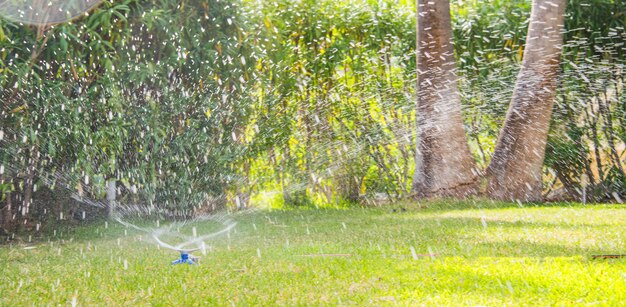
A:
[[393, 198, 609, 212], [469, 240, 612, 258], [233, 210, 626, 260], [390, 215, 624, 257], [7, 201, 625, 257]]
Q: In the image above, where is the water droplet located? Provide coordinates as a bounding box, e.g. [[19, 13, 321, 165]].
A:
[[410, 246, 418, 260]]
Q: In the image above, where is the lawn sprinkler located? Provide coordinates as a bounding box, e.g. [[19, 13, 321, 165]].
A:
[[145, 217, 237, 265], [172, 248, 201, 265]]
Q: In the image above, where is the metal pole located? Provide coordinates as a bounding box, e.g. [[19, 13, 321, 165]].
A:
[[107, 180, 116, 217]]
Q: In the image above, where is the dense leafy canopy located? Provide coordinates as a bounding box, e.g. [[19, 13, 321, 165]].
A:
[[1, 0, 625, 232]]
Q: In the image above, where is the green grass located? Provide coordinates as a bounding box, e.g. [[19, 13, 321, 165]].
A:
[[2, 200, 626, 305]]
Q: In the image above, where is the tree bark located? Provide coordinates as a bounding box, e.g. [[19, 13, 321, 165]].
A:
[[22, 159, 35, 221], [412, 0, 478, 198], [2, 192, 13, 234], [486, 0, 567, 202]]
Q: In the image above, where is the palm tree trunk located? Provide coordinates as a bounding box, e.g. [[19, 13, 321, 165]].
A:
[[486, 0, 567, 202], [412, 0, 478, 198]]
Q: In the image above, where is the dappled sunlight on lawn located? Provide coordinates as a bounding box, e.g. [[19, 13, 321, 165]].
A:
[[3, 202, 626, 305]]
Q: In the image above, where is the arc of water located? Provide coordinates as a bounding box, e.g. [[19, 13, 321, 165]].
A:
[[175, 221, 236, 250]]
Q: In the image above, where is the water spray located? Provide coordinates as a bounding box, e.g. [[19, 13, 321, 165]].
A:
[[112, 209, 240, 265]]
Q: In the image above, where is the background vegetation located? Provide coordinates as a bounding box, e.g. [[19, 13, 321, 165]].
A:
[[1, 0, 625, 235]]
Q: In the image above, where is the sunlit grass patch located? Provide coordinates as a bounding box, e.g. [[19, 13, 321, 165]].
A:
[[1, 201, 626, 305]]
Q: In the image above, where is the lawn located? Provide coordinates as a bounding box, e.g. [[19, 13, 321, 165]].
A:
[[2, 200, 626, 305]]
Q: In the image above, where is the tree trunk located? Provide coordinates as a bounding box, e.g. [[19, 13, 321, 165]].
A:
[[412, 0, 478, 198], [553, 165, 581, 199], [22, 164, 35, 222], [2, 192, 13, 234], [486, 0, 567, 202]]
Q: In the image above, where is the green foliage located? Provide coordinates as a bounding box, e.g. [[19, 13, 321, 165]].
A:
[[243, 0, 417, 205], [2, 0, 626, 225], [451, 0, 626, 201], [549, 0, 626, 200], [0, 0, 255, 216], [451, 0, 531, 168]]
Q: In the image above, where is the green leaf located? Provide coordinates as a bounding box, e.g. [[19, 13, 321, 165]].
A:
[[60, 37, 68, 52]]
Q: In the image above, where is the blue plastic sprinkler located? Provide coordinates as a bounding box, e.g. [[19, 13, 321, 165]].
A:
[[172, 249, 200, 265]]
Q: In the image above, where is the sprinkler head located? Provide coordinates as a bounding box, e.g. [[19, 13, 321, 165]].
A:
[[172, 252, 199, 265]]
